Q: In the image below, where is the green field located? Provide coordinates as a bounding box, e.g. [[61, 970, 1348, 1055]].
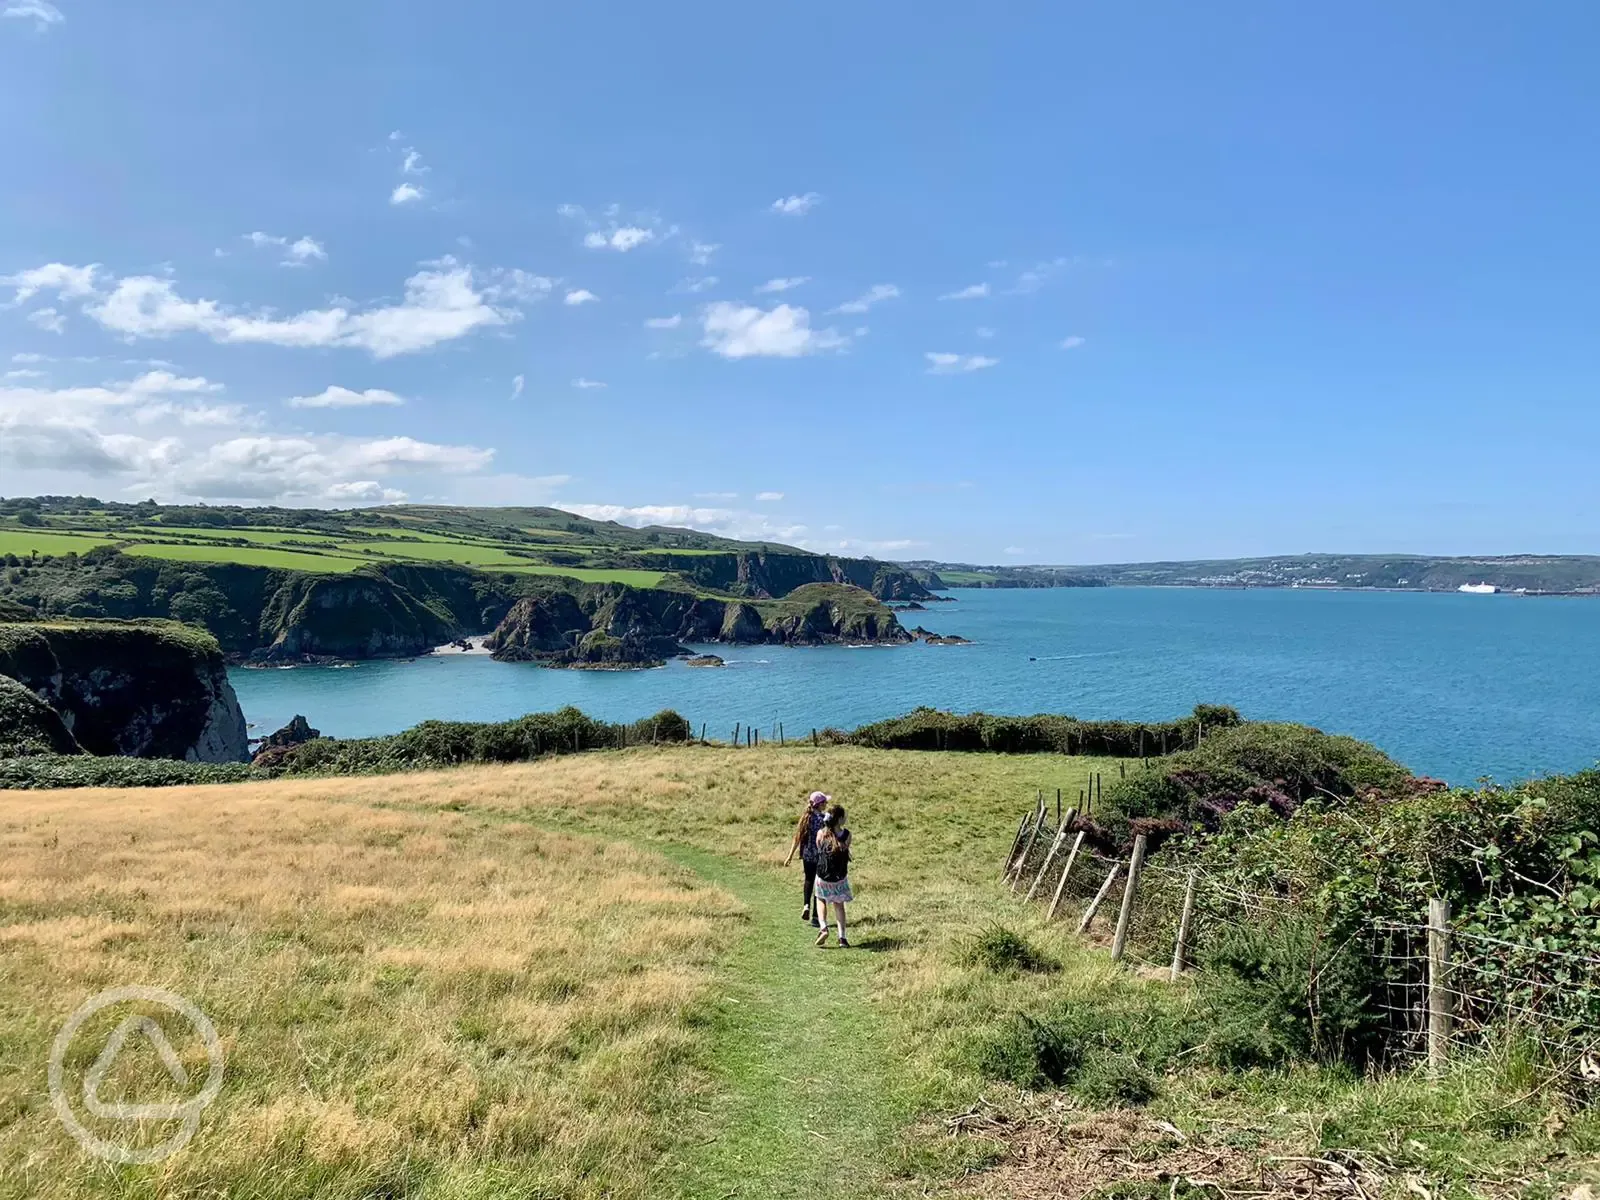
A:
[[122, 543, 366, 572], [134, 526, 348, 548], [0, 530, 117, 557]]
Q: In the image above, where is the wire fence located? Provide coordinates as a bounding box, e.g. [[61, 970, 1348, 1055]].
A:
[[999, 800, 1600, 1073]]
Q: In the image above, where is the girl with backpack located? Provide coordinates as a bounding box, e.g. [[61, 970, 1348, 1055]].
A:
[[812, 805, 853, 948], [783, 791, 830, 926]]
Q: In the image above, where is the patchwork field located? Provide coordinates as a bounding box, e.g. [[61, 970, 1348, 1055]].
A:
[[1, 747, 1590, 1198]]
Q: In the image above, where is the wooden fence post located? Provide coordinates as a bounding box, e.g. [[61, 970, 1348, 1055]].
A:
[[1047, 830, 1086, 921], [1110, 834, 1149, 963], [1170, 870, 1198, 981], [1000, 811, 1031, 880], [1009, 807, 1047, 892], [779, 723, 785, 746], [1078, 862, 1121, 933], [1026, 823, 1070, 902], [812, 728, 818, 747], [1427, 897, 1454, 1075], [733, 722, 740, 747]]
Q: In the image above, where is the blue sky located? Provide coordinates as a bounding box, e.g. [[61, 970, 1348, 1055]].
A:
[[3, 2, 1598, 563]]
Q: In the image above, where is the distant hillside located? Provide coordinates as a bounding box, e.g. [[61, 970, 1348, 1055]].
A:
[[908, 553, 1600, 595]]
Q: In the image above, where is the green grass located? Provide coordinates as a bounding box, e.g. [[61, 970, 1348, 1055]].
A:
[[0, 530, 117, 556], [931, 570, 996, 585], [501, 564, 670, 585], [132, 526, 347, 547], [334, 539, 534, 567], [121, 543, 367, 572]]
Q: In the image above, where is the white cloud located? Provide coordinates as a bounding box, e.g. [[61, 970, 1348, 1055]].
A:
[[287, 386, 405, 409], [4, 368, 45, 379], [510, 374, 524, 401], [976, 326, 996, 339], [11, 352, 48, 363], [689, 241, 719, 266], [700, 302, 846, 359], [243, 231, 327, 267], [3, 262, 99, 304], [325, 480, 407, 503], [833, 537, 924, 554], [390, 183, 425, 205], [572, 377, 606, 389], [756, 490, 783, 501], [830, 283, 899, 314], [925, 352, 998, 375], [1003, 546, 1026, 556], [644, 314, 682, 329], [9, 258, 514, 358], [674, 276, 719, 294], [485, 268, 554, 302], [401, 148, 426, 175], [1060, 335, 1086, 350], [754, 276, 810, 294], [558, 502, 810, 546], [1011, 257, 1072, 294], [27, 307, 66, 333], [694, 491, 737, 500], [770, 192, 821, 216], [583, 226, 655, 252], [564, 288, 599, 306], [939, 283, 989, 301], [2, 1, 62, 30]]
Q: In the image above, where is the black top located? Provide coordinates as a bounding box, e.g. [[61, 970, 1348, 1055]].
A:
[[816, 829, 851, 881]]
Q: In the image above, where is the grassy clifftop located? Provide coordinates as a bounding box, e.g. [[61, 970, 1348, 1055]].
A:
[[0, 619, 248, 761]]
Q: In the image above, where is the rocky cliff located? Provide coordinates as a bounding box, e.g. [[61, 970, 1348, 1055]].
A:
[[0, 620, 249, 761], [653, 551, 933, 601], [485, 582, 912, 666]]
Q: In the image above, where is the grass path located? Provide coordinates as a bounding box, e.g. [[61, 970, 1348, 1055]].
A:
[[650, 845, 914, 1199]]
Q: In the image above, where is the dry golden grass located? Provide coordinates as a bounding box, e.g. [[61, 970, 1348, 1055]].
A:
[[0, 778, 741, 1199]]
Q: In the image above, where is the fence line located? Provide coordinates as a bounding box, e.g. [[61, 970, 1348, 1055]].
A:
[[994, 799, 1600, 1071]]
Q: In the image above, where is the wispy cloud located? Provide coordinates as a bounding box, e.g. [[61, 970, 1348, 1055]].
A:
[[1060, 335, 1086, 350], [390, 182, 425, 206], [830, 283, 899, 314], [756, 490, 783, 501], [572, 377, 606, 389], [689, 241, 719, 266], [509, 374, 524, 401], [583, 226, 655, 252], [939, 283, 989, 301], [7, 258, 525, 358], [700, 302, 846, 359], [27, 307, 65, 334], [244, 231, 327, 267], [770, 192, 821, 216], [644, 314, 682, 329], [1010, 256, 1073, 294], [287, 386, 405, 409], [695, 491, 737, 500], [754, 276, 810, 294], [564, 288, 599, 306], [674, 276, 719, 295], [976, 327, 996, 339], [2, 1, 63, 31], [925, 352, 998, 375]]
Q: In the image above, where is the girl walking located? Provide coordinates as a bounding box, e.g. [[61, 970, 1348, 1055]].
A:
[[783, 791, 830, 925], [813, 805, 853, 948]]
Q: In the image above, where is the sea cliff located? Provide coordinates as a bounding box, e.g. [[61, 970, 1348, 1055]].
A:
[[0, 620, 249, 761]]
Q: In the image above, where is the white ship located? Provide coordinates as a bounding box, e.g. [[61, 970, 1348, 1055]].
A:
[[1458, 582, 1497, 594]]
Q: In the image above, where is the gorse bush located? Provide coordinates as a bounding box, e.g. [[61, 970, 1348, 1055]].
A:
[[272, 707, 692, 776], [833, 704, 1240, 756], [0, 707, 695, 787]]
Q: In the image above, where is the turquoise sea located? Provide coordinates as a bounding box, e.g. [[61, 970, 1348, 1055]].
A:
[[229, 588, 1600, 785]]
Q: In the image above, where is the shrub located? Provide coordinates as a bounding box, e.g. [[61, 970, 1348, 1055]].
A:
[[840, 704, 1240, 756], [960, 924, 1056, 974]]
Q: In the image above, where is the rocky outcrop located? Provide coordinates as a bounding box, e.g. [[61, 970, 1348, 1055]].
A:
[[653, 551, 935, 602], [253, 573, 460, 661], [250, 714, 322, 769], [0, 620, 248, 761], [0, 673, 82, 756], [484, 582, 916, 667], [685, 654, 725, 668]]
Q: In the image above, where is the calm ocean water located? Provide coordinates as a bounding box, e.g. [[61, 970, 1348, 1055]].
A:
[[228, 588, 1600, 785]]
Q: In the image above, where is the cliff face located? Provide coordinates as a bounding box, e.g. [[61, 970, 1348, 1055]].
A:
[[0, 673, 82, 756], [0, 621, 248, 762], [254, 573, 462, 660], [485, 582, 912, 666], [654, 552, 933, 601]]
